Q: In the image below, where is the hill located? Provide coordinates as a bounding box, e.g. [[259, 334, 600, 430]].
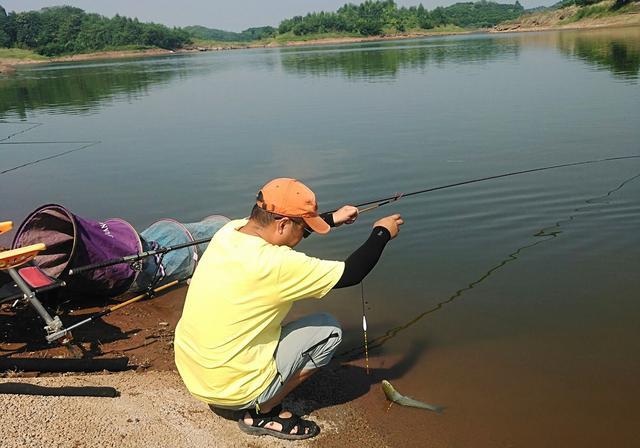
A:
[[0, 5, 190, 56], [494, 0, 640, 31], [277, 0, 525, 36], [183, 25, 276, 42]]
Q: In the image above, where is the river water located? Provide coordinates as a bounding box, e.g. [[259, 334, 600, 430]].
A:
[[1, 27, 639, 447]]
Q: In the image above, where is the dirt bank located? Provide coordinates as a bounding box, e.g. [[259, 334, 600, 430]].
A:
[[0, 63, 16, 74], [258, 30, 473, 48], [0, 48, 188, 74], [0, 369, 389, 448], [0, 286, 396, 447], [493, 2, 640, 33]]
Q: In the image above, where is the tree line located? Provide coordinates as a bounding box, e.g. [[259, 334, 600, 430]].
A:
[[0, 5, 191, 56], [183, 25, 276, 42], [0, 1, 528, 56], [278, 0, 525, 36]]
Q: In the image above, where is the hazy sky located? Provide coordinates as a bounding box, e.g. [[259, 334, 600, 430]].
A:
[[1, 0, 554, 32]]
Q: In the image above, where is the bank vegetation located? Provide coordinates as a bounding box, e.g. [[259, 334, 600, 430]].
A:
[[494, 0, 640, 31], [0, 0, 638, 67]]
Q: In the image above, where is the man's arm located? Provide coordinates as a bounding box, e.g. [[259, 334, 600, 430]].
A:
[[320, 205, 359, 228], [333, 214, 403, 289]]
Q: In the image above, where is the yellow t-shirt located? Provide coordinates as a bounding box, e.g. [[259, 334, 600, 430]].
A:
[[174, 219, 345, 406]]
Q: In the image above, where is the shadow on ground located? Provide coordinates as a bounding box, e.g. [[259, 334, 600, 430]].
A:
[[211, 341, 424, 421]]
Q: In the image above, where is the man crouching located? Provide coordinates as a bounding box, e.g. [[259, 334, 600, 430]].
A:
[[174, 178, 402, 440]]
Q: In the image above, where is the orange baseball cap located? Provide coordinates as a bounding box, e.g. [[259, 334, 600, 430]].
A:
[[256, 178, 330, 235]]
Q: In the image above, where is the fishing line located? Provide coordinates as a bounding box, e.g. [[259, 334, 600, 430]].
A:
[[0, 141, 99, 145], [0, 121, 44, 143], [45, 280, 180, 342], [0, 141, 100, 175], [0, 120, 102, 175], [339, 155, 640, 363], [360, 281, 370, 375], [385, 401, 394, 412], [345, 154, 640, 214], [338, 170, 640, 360]]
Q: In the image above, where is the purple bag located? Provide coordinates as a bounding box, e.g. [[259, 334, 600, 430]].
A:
[[12, 204, 142, 297]]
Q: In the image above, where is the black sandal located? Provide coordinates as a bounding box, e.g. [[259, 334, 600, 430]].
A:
[[238, 405, 320, 440]]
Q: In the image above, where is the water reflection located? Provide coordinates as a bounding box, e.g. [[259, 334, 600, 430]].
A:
[[339, 170, 640, 359], [0, 58, 188, 118], [2, 29, 637, 118], [279, 37, 520, 81], [279, 28, 640, 82], [557, 28, 640, 81]]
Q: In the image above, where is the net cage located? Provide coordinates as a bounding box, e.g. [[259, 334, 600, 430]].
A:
[[12, 204, 142, 297], [130, 215, 229, 292], [10, 204, 230, 299]]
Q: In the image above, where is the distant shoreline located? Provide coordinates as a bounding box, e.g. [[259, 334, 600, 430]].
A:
[[0, 30, 476, 72], [1, 15, 638, 74], [0, 48, 180, 73]]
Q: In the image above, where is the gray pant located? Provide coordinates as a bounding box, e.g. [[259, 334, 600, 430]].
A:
[[217, 312, 342, 412]]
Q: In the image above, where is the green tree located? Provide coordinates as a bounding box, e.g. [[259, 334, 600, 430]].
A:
[[0, 5, 12, 47], [274, 0, 528, 38], [612, 0, 632, 9], [14, 11, 42, 48], [574, 0, 603, 5], [6, 6, 191, 55]]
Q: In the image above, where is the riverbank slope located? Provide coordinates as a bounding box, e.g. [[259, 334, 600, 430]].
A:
[[0, 286, 391, 447], [494, 0, 640, 32], [0, 47, 179, 74]]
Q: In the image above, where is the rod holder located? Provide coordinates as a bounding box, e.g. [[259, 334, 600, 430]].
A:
[[7, 268, 66, 342]]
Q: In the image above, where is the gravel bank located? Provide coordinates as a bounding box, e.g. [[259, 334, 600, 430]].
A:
[[0, 370, 388, 448]]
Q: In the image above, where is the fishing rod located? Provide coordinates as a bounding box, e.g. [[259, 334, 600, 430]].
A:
[[0, 141, 100, 145], [0, 118, 101, 175], [45, 280, 180, 342], [346, 154, 640, 214], [339, 167, 640, 361], [0, 141, 101, 175], [337, 168, 640, 359], [68, 237, 212, 276], [0, 280, 66, 306], [0, 121, 43, 143], [68, 154, 640, 275], [341, 154, 640, 370]]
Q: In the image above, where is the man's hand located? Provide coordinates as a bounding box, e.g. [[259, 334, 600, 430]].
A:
[[373, 214, 404, 239], [332, 205, 359, 227]]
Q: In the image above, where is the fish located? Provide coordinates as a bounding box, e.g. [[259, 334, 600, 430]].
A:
[[381, 380, 444, 414]]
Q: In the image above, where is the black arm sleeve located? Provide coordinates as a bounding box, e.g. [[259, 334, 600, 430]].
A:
[[333, 226, 391, 289], [320, 212, 336, 227]]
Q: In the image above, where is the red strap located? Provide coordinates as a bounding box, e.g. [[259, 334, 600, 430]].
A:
[[18, 266, 55, 289]]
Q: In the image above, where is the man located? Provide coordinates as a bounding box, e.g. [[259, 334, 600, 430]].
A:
[[174, 178, 402, 440]]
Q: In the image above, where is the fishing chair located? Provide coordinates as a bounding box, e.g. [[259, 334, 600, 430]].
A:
[[0, 221, 69, 343]]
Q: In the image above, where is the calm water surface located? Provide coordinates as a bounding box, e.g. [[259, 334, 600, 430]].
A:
[[1, 28, 639, 447]]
